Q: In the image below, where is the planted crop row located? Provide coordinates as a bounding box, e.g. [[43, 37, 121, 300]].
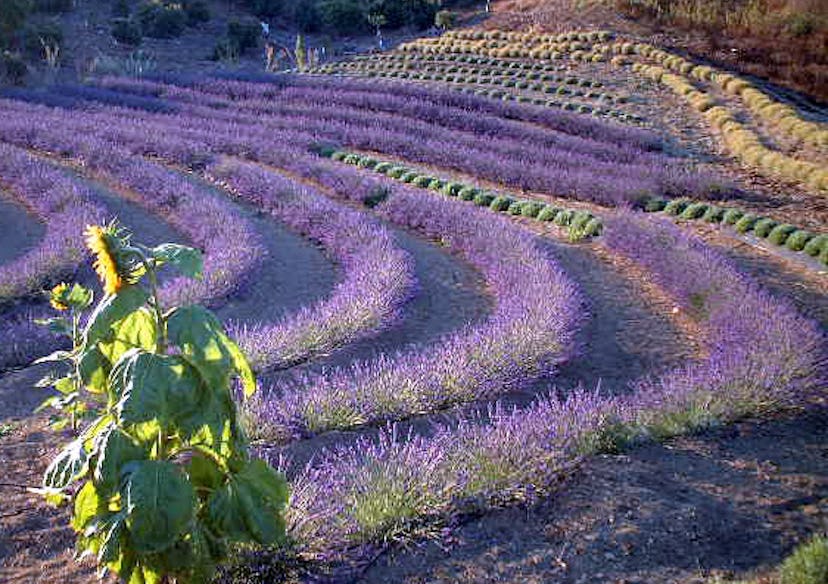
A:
[[0, 101, 420, 375], [0, 143, 105, 303], [211, 159, 417, 372], [628, 42, 828, 149], [251, 165, 583, 442], [60, 81, 687, 205], [281, 211, 825, 569], [325, 148, 603, 240], [632, 63, 827, 191], [644, 197, 828, 266], [0, 103, 265, 308]]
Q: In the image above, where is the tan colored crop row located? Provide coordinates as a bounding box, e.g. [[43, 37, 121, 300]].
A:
[[623, 43, 828, 149], [634, 63, 827, 191]]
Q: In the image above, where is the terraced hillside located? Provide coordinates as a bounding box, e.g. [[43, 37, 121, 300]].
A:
[[0, 15, 826, 584]]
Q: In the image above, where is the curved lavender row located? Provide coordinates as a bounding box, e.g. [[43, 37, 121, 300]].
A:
[[209, 158, 416, 371], [251, 170, 584, 441], [164, 72, 662, 150], [101, 76, 653, 165], [0, 109, 263, 308], [279, 212, 825, 570], [88, 79, 706, 205], [0, 101, 419, 372], [604, 212, 826, 423], [0, 143, 104, 302]]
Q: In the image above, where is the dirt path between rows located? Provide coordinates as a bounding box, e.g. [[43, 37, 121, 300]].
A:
[[0, 194, 43, 267]]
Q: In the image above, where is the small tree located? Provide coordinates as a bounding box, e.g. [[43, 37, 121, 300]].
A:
[[435, 9, 456, 31], [367, 12, 386, 50], [295, 32, 306, 71], [36, 222, 288, 583]]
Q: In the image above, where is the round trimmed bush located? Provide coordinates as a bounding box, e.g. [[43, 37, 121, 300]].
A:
[[570, 210, 593, 230], [507, 201, 524, 215], [803, 234, 827, 257], [428, 178, 444, 191], [643, 198, 667, 212], [401, 171, 420, 183], [679, 202, 709, 220], [537, 206, 560, 222], [458, 186, 479, 201], [490, 195, 514, 212], [521, 201, 545, 218], [767, 223, 797, 246], [474, 192, 495, 207], [785, 230, 814, 252], [343, 155, 362, 166], [702, 205, 725, 222], [722, 208, 744, 225], [554, 209, 575, 226], [663, 198, 690, 216], [412, 175, 434, 188], [584, 217, 603, 237], [387, 166, 407, 179], [330, 151, 349, 162], [441, 182, 463, 197], [357, 157, 378, 169], [374, 162, 393, 173], [735, 214, 760, 234], [753, 218, 779, 238]]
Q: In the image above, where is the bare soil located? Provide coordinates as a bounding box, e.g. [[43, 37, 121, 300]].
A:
[[0, 194, 43, 267]]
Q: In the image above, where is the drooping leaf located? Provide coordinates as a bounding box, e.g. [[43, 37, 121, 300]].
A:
[[79, 347, 110, 394], [71, 480, 102, 532], [43, 437, 88, 490], [151, 243, 203, 279], [66, 283, 94, 310], [85, 285, 150, 348], [206, 459, 288, 545], [94, 428, 146, 496], [167, 306, 256, 397], [33, 350, 73, 365], [121, 460, 195, 554], [35, 317, 72, 336], [97, 307, 157, 365], [186, 453, 224, 491], [53, 376, 76, 396]]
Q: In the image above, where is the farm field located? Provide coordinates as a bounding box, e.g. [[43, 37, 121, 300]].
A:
[[0, 7, 826, 584]]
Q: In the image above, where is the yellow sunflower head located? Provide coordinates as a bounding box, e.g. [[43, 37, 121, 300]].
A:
[[49, 282, 70, 311], [85, 223, 128, 296]]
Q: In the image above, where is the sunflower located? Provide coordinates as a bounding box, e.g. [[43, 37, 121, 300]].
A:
[[49, 282, 70, 311], [85, 225, 124, 295]]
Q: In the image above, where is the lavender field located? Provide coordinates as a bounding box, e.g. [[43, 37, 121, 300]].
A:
[[0, 11, 826, 584]]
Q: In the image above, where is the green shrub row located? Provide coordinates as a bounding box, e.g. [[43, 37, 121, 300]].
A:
[[645, 198, 828, 266], [325, 149, 603, 240]]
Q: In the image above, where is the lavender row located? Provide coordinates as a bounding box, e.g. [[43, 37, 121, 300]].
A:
[[210, 158, 416, 371], [0, 100, 422, 372], [0, 143, 104, 303], [87, 78, 707, 205], [0, 104, 263, 308], [279, 211, 825, 571], [250, 165, 584, 442]]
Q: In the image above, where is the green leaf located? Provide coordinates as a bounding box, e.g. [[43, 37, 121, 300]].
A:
[[71, 480, 102, 532], [151, 243, 203, 279], [85, 285, 150, 347], [97, 307, 157, 366], [97, 513, 126, 566], [94, 428, 146, 496], [66, 283, 94, 310], [43, 436, 88, 490], [53, 376, 76, 396], [187, 453, 224, 490], [167, 306, 256, 397], [79, 347, 110, 394], [112, 351, 204, 431], [207, 459, 288, 545], [122, 460, 196, 554]]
